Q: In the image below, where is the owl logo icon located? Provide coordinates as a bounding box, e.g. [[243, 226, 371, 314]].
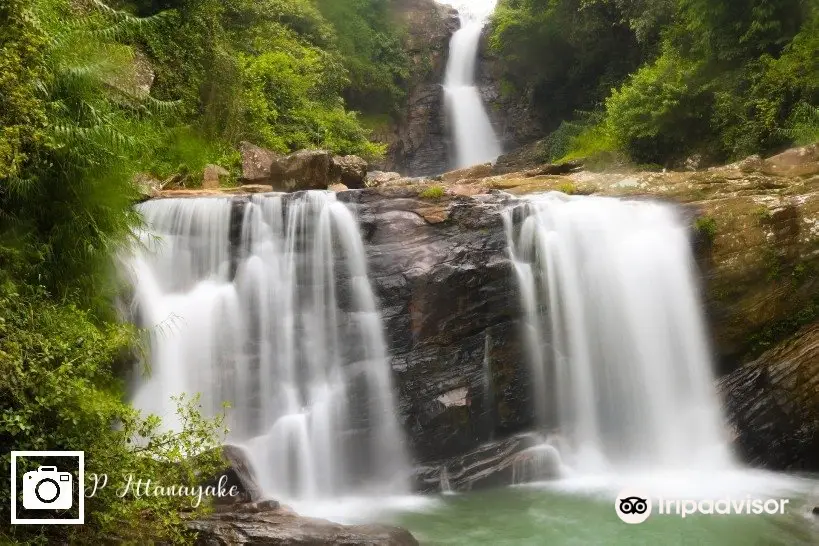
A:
[[615, 490, 652, 524]]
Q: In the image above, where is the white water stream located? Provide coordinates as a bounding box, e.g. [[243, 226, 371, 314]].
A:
[[504, 193, 733, 474], [124, 192, 409, 504], [439, 0, 502, 169]]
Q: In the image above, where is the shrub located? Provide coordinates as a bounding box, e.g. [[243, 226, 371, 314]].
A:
[[419, 185, 445, 199], [0, 285, 227, 544], [694, 215, 718, 242]]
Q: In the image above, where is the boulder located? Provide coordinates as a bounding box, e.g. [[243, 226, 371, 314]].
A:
[[206, 445, 265, 505], [330, 155, 368, 189], [719, 321, 819, 471], [105, 48, 155, 99], [763, 142, 819, 177], [240, 141, 279, 185], [366, 171, 404, 187], [203, 164, 230, 190], [190, 506, 419, 545], [269, 149, 332, 192], [134, 173, 162, 200]]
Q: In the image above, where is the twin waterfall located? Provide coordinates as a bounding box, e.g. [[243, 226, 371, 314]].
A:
[[124, 194, 408, 501], [122, 3, 731, 496], [504, 194, 731, 474], [440, 0, 502, 169]]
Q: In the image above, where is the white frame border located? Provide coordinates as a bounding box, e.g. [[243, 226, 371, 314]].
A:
[[10, 450, 85, 525]]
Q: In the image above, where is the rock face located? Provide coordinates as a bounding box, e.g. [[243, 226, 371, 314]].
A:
[[339, 189, 534, 462], [475, 30, 545, 154], [372, 0, 459, 176], [191, 506, 418, 545], [341, 144, 818, 470], [719, 321, 819, 471]]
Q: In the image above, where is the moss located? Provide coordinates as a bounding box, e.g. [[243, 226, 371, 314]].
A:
[[747, 295, 819, 358], [694, 215, 718, 242], [753, 205, 773, 223], [419, 184, 445, 199], [557, 182, 576, 195], [762, 247, 784, 281]]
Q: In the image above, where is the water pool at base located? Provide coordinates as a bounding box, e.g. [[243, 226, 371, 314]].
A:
[[388, 486, 818, 546]]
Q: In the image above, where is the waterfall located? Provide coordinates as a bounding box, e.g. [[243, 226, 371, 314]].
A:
[[439, 0, 502, 169], [503, 193, 733, 474], [124, 192, 409, 502]]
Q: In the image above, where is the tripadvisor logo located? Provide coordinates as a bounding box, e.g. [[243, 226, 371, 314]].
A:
[[615, 490, 652, 524], [615, 489, 791, 524]]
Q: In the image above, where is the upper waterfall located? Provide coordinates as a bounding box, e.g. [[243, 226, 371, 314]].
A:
[[123, 192, 409, 502], [504, 193, 734, 474], [439, 0, 502, 169]]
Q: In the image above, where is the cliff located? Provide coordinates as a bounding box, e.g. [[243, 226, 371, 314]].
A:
[[372, 0, 459, 176]]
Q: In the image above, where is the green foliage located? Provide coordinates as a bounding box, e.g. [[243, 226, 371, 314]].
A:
[[557, 182, 576, 195], [694, 215, 718, 242], [0, 0, 48, 180], [604, 49, 712, 163], [238, 42, 383, 157], [492, 0, 819, 165], [314, 0, 409, 115], [490, 0, 648, 131], [0, 285, 228, 544], [130, 0, 390, 161], [747, 293, 819, 357], [784, 103, 819, 145], [1, 2, 230, 542], [419, 184, 445, 199]]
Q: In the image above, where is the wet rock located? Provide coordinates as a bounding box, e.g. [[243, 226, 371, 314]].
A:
[[492, 139, 551, 173], [412, 433, 546, 493], [330, 155, 368, 189], [190, 506, 418, 545], [339, 189, 532, 462], [203, 164, 230, 190], [440, 163, 494, 183], [155, 185, 273, 199], [719, 322, 819, 471], [240, 141, 280, 185], [206, 445, 265, 505], [475, 28, 545, 152]]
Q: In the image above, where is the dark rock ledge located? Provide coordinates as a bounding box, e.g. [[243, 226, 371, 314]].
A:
[[190, 446, 419, 545], [189, 507, 418, 546]]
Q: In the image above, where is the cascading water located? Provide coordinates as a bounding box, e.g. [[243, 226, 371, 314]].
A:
[[439, 0, 502, 169], [123, 192, 409, 502], [504, 193, 733, 475]]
